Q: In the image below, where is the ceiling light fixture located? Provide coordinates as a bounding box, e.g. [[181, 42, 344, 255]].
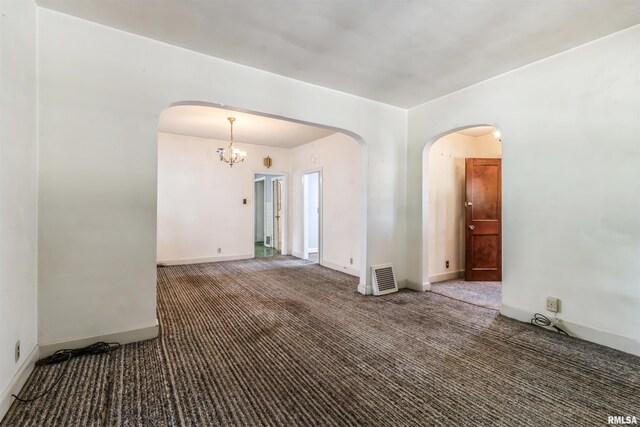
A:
[[492, 129, 502, 142], [217, 117, 246, 167]]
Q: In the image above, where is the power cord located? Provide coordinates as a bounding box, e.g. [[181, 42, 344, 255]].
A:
[[12, 342, 121, 403], [531, 313, 569, 336]]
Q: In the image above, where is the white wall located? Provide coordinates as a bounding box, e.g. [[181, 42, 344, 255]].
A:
[[408, 25, 640, 354], [0, 0, 38, 418], [157, 133, 290, 264], [292, 133, 363, 276], [427, 133, 501, 282], [37, 8, 406, 346]]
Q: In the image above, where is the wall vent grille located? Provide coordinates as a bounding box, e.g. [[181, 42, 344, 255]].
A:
[[371, 264, 398, 296]]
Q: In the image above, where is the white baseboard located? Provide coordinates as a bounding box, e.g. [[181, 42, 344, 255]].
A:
[[405, 281, 431, 292], [39, 320, 159, 358], [0, 344, 39, 422], [158, 254, 253, 266], [500, 304, 640, 356], [429, 270, 463, 283], [321, 259, 359, 277], [357, 282, 370, 295]]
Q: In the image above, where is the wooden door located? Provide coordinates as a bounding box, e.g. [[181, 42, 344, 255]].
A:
[[465, 158, 502, 281]]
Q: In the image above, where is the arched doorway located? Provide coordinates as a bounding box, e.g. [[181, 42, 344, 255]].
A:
[[156, 101, 369, 288], [422, 125, 502, 309]]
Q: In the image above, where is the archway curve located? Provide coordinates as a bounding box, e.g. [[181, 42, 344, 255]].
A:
[[167, 100, 367, 145], [420, 123, 501, 289], [158, 100, 369, 289]]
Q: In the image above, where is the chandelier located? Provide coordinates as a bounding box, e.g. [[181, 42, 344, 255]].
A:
[[217, 117, 246, 167]]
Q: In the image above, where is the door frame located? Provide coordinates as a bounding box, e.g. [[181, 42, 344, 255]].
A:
[[254, 177, 266, 245], [251, 171, 288, 258], [272, 176, 284, 252], [302, 168, 323, 264]]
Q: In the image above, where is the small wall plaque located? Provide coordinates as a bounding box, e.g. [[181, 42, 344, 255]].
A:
[[263, 156, 272, 168]]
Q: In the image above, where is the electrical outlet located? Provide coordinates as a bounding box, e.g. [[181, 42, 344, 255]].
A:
[[217, 248, 222, 254], [15, 341, 20, 363], [546, 296, 559, 313], [446, 260, 450, 269], [350, 257, 354, 265]]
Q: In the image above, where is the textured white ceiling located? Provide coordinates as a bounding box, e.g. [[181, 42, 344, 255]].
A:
[[37, 0, 640, 107], [159, 105, 335, 149]]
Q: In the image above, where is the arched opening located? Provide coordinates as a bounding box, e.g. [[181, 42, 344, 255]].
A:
[[156, 101, 369, 287], [422, 125, 502, 309]]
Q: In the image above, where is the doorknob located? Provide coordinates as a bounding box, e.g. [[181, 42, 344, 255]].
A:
[[465, 201, 473, 207], [468, 225, 475, 230]]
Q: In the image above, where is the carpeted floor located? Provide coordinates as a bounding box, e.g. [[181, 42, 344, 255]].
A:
[[3, 256, 639, 426], [430, 279, 502, 310]]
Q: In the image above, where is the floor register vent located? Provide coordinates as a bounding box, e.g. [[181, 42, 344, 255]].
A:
[[371, 264, 398, 296]]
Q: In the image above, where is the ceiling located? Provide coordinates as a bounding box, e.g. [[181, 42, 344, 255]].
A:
[[159, 105, 335, 148], [37, 0, 640, 108], [457, 126, 495, 137]]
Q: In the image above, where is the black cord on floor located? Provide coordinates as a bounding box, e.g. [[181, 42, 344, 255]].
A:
[[12, 342, 121, 403], [531, 313, 570, 336]]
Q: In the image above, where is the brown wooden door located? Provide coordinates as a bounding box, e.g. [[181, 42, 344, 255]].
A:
[[465, 158, 502, 281]]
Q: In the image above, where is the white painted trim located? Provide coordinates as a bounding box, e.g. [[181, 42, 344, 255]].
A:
[[158, 254, 252, 266], [500, 304, 640, 356], [321, 259, 359, 277], [357, 282, 369, 295], [428, 270, 464, 283], [405, 281, 431, 292], [39, 320, 160, 358], [0, 345, 39, 422], [302, 168, 323, 263]]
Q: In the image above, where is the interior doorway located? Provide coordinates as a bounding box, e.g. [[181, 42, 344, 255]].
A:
[[254, 173, 286, 258], [158, 101, 369, 291], [423, 126, 502, 309], [303, 170, 321, 263]]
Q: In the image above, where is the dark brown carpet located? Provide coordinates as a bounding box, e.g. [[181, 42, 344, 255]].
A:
[[430, 279, 502, 310], [2, 256, 639, 426]]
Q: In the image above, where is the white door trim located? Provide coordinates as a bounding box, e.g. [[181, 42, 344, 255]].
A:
[[302, 168, 322, 264]]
